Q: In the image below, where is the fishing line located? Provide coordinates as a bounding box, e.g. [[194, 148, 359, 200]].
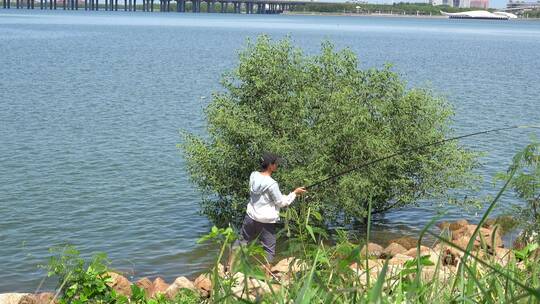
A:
[[304, 125, 540, 191]]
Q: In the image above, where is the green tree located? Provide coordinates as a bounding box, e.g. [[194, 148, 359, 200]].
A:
[[181, 36, 477, 228], [497, 140, 540, 245]]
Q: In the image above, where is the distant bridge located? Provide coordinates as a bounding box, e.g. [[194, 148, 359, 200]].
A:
[[1, 0, 310, 14]]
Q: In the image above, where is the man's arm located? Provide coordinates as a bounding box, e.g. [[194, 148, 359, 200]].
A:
[[268, 183, 296, 208]]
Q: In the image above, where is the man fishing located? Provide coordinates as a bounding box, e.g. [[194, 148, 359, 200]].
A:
[[237, 152, 306, 266]]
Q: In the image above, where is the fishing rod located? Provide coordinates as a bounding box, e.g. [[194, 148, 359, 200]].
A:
[[304, 125, 540, 191]]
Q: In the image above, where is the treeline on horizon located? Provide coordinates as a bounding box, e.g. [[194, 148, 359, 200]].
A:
[[290, 2, 494, 15]]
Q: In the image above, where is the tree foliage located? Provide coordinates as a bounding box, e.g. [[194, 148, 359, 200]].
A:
[[497, 140, 540, 244], [181, 36, 477, 228]]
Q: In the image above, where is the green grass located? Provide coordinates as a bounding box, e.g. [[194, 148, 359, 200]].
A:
[[42, 147, 540, 303]]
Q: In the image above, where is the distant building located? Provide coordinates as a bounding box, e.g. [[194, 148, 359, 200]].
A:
[[431, 0, 489, 8], [470, 0, 489, 8], [507, 0, 540, 9]]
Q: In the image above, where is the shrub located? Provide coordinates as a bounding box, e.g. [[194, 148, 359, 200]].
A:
[[497, 140, 540, 245], [181, 36, 477, 228], [43, 246, 121, 304]]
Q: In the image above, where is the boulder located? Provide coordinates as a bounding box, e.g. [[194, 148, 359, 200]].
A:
[[194, 273, 212, 298], [494, 247, 514, 266], [382, 243, 407, 258], [151, 277, 170, 298], [269, 283, 281, 293], [216, 264, 226, 278], [15, 294, 38, 304], [360, 243, 384, 258], [388, 236, 417, 250], [482, 218, 496, 228], [0, 294, 29, 304], [452, 236, 471, 250], [451, 226, 469, 240], [230, 272, 271, 301], [388, 253, 413, 266], [418, 266, 453, 283], [465, 225, 503, 249], [107, 272, 132, 297], [271, 257, 306, 273], [449, 220, 469, 231], [135, 277, 153, 297], [359, 259, 384, 272], [230, 273, 253, 301], [437, 221, 451, 230], [434, 244, 460, 266], [352, 268, 380, 286], [165, 276, 197, 299], [425, 249, 440, 266], [404, 246, 431, 258], [246, 277, 271, 298], [34, 292, 56, 304]]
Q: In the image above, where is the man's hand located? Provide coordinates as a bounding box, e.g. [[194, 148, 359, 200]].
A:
[[294, 187, 307, 195]]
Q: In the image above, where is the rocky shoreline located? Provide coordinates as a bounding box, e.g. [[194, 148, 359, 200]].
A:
[[0, 218, 532, 304]]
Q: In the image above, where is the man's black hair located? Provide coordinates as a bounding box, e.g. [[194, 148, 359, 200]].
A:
[[260, 152, 282, 170]]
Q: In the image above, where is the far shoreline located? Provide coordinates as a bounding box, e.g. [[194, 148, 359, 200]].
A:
[[283, 11, 540, 21]]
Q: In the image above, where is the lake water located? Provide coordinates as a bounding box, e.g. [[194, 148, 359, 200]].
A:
[[1, 10, 539, 292]]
